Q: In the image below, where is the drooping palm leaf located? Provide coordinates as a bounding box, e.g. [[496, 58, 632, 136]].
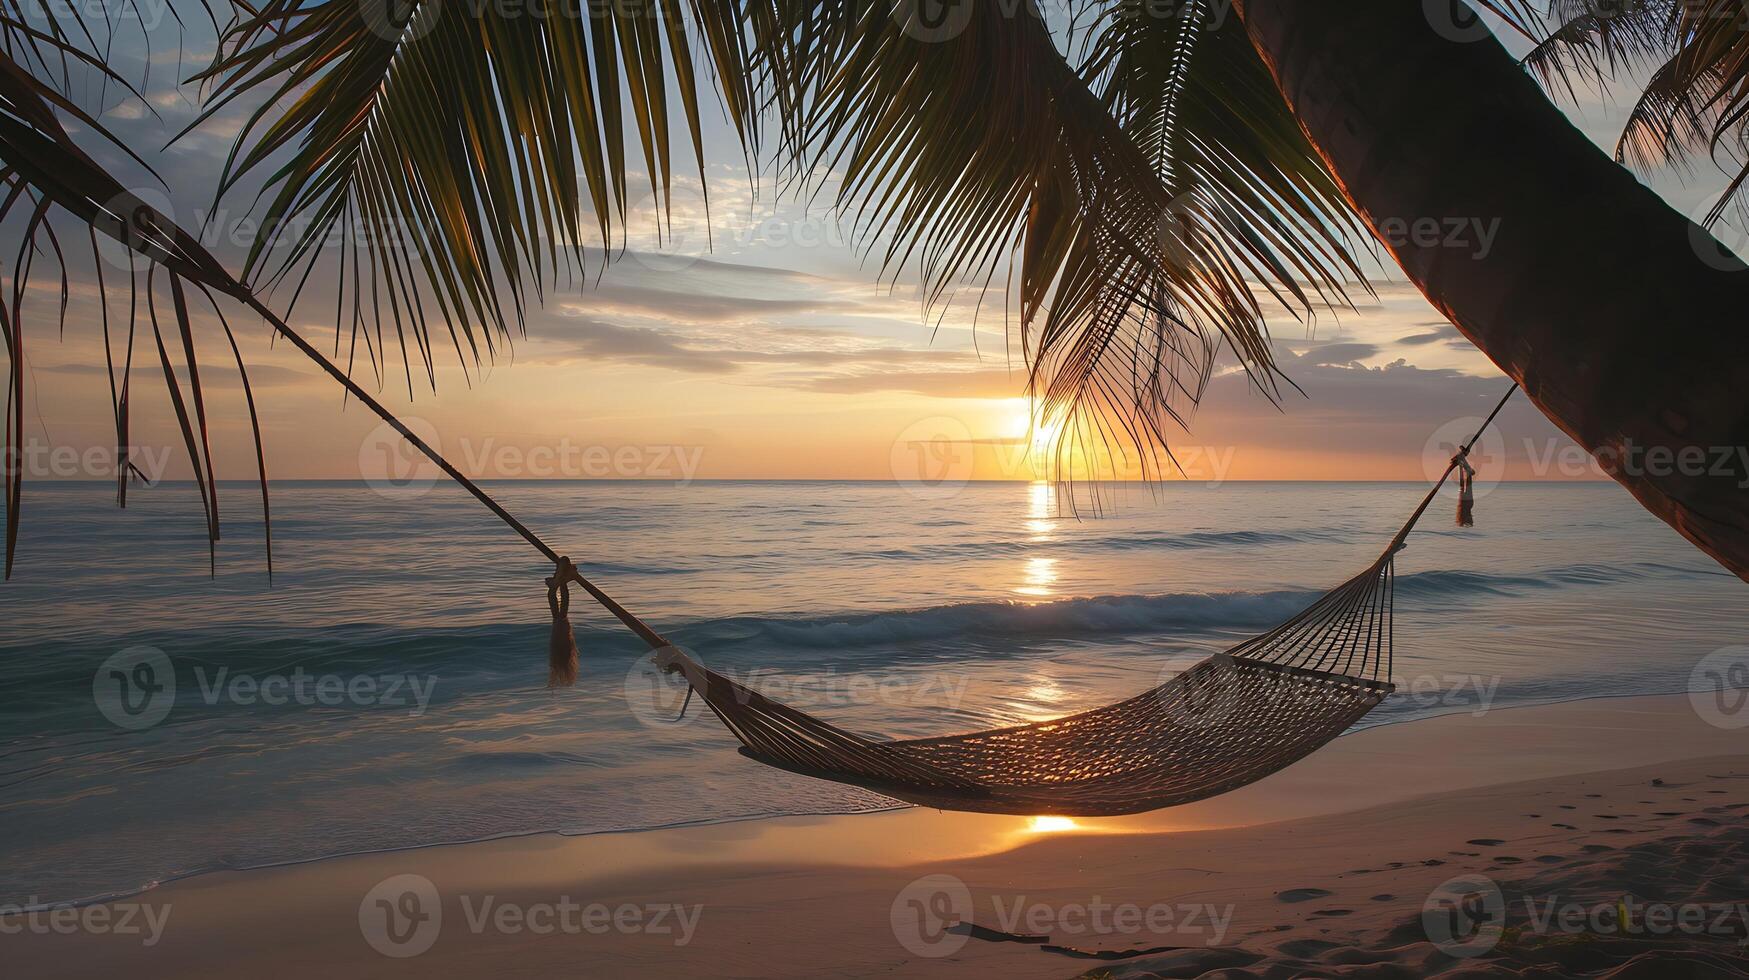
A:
[[1522, 0, 1676, 100], [0, 44, 270, 577], [187, 0, 757, 395], [750, 0, 1364, 476], [1519, 0, 1749, 221]]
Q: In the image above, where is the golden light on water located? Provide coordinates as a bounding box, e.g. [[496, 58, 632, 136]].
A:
[[1016, 557, 1058, 597], [1025, 816, 1080, 833]]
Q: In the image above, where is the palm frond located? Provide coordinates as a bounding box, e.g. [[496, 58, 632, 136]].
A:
[[188, 0, 756, 396], [0, 45, 268, 577], [1522, 0, 1677, 100], [757, 0, 1364, 478]]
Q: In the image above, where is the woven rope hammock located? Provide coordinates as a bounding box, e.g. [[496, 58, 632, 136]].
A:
[[268, 309, 1516, 816], [535, 387, 1516, 816], [59, 155, 1519, 817]]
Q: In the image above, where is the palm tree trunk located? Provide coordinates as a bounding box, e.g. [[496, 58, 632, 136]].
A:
[[1233, 0, 1749, 582]]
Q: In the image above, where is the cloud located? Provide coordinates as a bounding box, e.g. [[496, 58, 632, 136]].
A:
[[1396, 323, 1462, 346], [796, 368, 1021, 399], [529, 312, 977, 382], [535, 318, 744, 374], [1298, 342, 1380, 366]]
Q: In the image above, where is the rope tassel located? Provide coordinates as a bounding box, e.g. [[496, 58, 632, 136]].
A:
[[546, 556, 580, 687], [1454, 452, 1477, 527]]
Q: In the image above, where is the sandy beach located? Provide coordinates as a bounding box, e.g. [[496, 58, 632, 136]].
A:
[[7, 691, 1746, 978]]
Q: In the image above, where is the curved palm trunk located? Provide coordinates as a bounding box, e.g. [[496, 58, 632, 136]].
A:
[[1233, 0, 1749, 582]]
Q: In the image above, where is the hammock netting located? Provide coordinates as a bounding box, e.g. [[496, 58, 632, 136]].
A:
[[610, 387, 1513, 816], [651, 551, 1397, 815], [526, 388, 1510, 816]]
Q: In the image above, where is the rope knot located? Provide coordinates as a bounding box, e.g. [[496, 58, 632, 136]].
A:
[[545, 556, 580, 687]]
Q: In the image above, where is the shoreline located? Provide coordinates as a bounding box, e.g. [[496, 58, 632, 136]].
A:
[[19, 686, 1721, 913], [7, 691, 1747, 977]]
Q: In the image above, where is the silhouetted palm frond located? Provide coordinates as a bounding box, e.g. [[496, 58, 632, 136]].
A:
[[188, 0, 758, 393]]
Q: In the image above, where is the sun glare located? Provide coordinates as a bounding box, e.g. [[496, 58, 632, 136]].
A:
[[1025, 816, 1080, 834], [1003, 400, 1065, 457]]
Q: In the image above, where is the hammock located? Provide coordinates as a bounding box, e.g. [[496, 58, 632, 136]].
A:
[[203, 280, 1515, 816], [542, 387, 1517, 816], [60, 158, 1519, 817]]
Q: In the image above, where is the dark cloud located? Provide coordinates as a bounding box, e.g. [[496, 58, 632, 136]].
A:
[[528, 314, 973, 380], [1297, 342, 1379, 366], [536, 319, 744, 374], [1397, 323, 1462, 345], [1190, 356, 1557, 459]]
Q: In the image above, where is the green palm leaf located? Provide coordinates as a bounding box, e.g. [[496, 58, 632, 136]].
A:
[[189, 0, 755, 392]]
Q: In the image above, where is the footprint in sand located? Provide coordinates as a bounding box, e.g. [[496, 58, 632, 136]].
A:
[[1492, 856, 1524, 864], [1309, 909, 1352, 918], [1370, 894, 1395, 902], [1580, 844, 1614, 853], [1689, 817, 1721, 827], [1559, 805, 1577, 810], [1585, 794, 1602, 799], [1467, 838, 1505, 846], [1534, 855, 1564, 864], [1552, 823, 1577, 830], [1276, 888, 1333, 904]]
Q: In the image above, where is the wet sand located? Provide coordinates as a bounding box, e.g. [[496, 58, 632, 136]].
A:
[[5, 693, 1746, 977]]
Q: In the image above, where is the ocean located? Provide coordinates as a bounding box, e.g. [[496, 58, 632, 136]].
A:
[[2, 479, 1743, 907]]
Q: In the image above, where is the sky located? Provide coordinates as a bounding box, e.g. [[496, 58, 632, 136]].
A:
[[14, 7, 1739, 487]]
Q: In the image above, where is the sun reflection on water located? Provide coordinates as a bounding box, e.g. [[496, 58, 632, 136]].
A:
[[1016, 557, 1058, 597]]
